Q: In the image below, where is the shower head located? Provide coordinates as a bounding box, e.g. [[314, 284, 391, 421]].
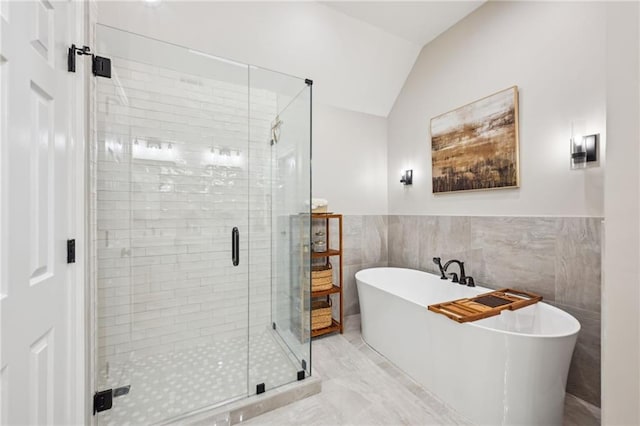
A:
[[433, 257, 447, 280], [270, 115, 283, 146]]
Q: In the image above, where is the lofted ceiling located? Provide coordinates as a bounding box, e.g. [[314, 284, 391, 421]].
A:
[[322, 1, 485, 47], [97, 1, 484, 117]]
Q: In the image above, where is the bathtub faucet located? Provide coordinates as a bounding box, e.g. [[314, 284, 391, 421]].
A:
[[432, 257, 448, 280], [443, 259, 475, 287]]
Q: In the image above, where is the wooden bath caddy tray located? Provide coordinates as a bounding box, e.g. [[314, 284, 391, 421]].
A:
[[427, 288, 542, 323]]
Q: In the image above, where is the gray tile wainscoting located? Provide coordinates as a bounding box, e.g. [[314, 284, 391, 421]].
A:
[[556, 302, 601, 408], [387, 215, 602, 407], [328, 216, 388, 317]]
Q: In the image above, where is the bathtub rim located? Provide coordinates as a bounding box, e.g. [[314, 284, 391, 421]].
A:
[[355, 267, 581, 339]]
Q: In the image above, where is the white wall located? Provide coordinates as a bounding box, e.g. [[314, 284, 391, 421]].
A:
[[313, 104, 388, 215], [387, 1, 606, 217], [96, 1, 419, 117], [602, 2, 640, 423]]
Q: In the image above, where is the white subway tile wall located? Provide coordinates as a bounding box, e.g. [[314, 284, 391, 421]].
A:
[[96, 57, 278, 367]]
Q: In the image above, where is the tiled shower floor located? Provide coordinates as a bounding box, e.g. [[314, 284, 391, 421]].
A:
[[97, 331, 301, 425]]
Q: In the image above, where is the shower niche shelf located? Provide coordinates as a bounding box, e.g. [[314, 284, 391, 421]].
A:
[[311, 213, 343, 337]]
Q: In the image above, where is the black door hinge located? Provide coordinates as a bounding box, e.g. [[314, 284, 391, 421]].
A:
[[297, 370, 305, 381], [93, 389, 112, 414], [67, 44, 90, 72], [256, 383, 265, 394], [93, 55, 111, 78], [68, 44, 111, 78], [93, 385, 130, 415], [67, 239, 75, 264]]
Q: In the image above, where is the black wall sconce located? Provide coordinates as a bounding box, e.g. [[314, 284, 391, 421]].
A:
[[400, 169, 413, 185], [570, 133, 599, 169]]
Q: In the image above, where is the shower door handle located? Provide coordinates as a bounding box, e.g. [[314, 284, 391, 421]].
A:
[[232, 227, 239, 266]]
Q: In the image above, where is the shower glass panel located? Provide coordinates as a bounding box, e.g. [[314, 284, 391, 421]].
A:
[[93, 25, 311, 425], [249, 69, 312, 390]]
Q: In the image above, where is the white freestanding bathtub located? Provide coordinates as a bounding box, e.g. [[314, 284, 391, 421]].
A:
[[356, 267, 580, 426]]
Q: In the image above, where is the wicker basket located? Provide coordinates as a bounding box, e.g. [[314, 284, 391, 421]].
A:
[[312, 205, 328, 213], [312, 262, 333, 292], [311, 299, 333, 331]]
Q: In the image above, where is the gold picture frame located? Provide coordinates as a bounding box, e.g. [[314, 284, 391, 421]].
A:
[[430, 86, 520, 194]]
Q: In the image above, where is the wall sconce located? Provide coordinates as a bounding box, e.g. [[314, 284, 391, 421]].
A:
[[570, 133, 599, 169], [400, 169, 413, 185]]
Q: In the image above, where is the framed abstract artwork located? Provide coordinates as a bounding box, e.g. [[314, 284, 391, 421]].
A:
[[430, 86, 520, 194]]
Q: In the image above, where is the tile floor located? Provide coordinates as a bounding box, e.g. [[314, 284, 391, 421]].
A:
[[244, 314, 601, 426]]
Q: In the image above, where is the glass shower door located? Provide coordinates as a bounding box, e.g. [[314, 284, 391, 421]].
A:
[[94, 25, 250, 424]]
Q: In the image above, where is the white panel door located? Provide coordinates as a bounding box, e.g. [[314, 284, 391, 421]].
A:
[[0, 1, 79, 424]]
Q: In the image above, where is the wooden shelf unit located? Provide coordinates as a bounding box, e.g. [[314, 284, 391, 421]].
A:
[[311, 319, 341, 338], [311, 249, 341, 259], [311, 213, 343, 337], [311, 285, 341, 298]]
